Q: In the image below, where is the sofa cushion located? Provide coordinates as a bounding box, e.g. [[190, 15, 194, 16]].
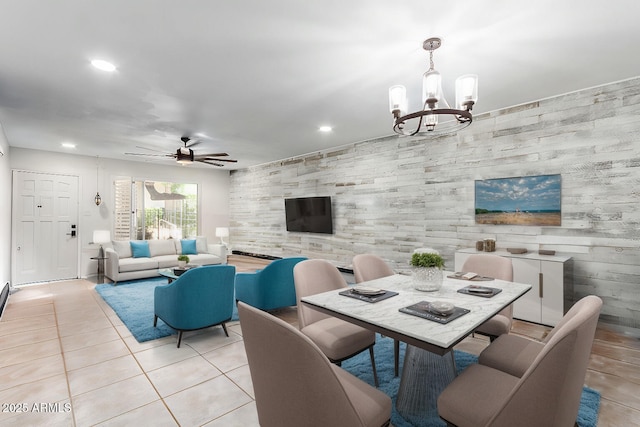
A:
[[148, 239, 178, 257], [189, 253, 222, 266], [156, 254, 181, 269], [112, 240, 132, 259], [130, 241, 151, 258], [181, 239, 198, 255], [196, 236, 208, 254], [119, 257, 159, 272]]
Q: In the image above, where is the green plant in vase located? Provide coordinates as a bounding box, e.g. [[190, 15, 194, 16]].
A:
[[177, 254, 190, 267], [410, 252, 445, 269], [411, 249, 445, 292]]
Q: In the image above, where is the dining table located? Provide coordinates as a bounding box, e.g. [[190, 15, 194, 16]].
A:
[[301, 272, 532, 421]]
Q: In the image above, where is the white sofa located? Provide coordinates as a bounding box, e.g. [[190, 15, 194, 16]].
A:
[[105, 237, 227, 284]]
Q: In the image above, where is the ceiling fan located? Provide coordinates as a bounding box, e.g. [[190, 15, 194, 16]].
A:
[[125, 136, 237, 167]]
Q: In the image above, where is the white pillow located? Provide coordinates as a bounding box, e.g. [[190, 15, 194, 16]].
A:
[[196, 236, 208, 254], [112, 241, 132, 258], [149, 240, 178, 257]]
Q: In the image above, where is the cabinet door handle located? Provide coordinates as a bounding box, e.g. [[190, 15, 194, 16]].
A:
[[539, 273, 543, 298]]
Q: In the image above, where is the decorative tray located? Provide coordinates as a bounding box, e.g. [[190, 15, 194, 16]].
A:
[[339, 288, 399, 303], [457, 285, 502, 298], [448, 272, 494, 281], [399, 301, 470, 324]]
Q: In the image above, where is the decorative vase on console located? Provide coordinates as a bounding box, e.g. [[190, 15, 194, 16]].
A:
[[410, 248, 445, 292]]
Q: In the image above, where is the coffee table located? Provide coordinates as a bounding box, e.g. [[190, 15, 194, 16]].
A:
[[158, 266, 199, 283], [158, 268, 179, 283]]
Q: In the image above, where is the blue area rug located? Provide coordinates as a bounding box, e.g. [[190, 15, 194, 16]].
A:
[[341, 336, 600, 427], [95, 277, 239, 343]]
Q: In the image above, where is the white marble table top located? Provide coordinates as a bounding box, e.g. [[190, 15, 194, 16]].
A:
[[301, 273, 532, 355]]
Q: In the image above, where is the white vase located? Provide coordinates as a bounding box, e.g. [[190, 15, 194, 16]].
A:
[[178, 260, 186, 268], [412, 267, 444, 292]]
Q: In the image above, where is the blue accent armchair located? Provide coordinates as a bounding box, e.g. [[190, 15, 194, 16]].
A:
[[235, 257, 307, 310], [154, 264, 236, 347]]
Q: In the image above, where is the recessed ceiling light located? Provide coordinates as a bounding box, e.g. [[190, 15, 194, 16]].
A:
[[61, 142, 76, 149], [91, 59, 116, 72], [318, 126, 332, 132]]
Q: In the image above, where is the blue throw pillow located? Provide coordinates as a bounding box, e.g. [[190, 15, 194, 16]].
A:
[[181, 239, 198, 255], [130, 240, 150, 258]]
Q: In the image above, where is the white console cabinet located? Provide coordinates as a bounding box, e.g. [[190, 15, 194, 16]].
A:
[[455, 249, 573, 327]]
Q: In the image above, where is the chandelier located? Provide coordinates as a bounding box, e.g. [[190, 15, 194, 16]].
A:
[[389, 37, 478, 136]]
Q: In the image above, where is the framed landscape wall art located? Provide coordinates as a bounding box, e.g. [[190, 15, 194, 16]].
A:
[[475, 174, 562, 226]]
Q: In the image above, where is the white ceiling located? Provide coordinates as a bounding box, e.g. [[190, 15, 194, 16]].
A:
[[1, 0, 639, 170]]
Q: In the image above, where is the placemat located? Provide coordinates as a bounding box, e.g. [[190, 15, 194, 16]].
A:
[[447, 272, 494, 281], [399, 301, 470, 324], [339, 289, 399, 303], [457, 285, 503, 298]]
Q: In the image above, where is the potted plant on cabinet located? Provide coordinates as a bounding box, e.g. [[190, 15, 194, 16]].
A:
[[411, 248, 445, 291]]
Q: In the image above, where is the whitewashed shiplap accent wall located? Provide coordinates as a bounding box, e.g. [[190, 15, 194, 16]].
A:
[[229, 77, 640, 329]]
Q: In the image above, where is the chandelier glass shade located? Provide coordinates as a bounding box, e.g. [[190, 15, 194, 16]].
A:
[[389, 38, 478, 136]]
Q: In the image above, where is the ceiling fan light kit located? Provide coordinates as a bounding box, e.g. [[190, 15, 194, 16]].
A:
[[389, 37, 478, 136], [176, 146, 194, 165]]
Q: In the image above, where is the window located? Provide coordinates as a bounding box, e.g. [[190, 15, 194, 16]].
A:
[[113, 178, 198, 240]]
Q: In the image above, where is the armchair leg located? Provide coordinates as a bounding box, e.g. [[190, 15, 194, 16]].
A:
[[153, 315, 158, 327], [177, 331, 183, 348], [221, 322, 229, 337], [369, 346, 379, 388]]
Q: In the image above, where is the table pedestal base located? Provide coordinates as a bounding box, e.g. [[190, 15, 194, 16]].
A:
[[396, 345, 456, 422]]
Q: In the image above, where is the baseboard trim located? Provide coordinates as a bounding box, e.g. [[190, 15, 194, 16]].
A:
[[231, 250, 354, 274], [231, 250, 281, 261]]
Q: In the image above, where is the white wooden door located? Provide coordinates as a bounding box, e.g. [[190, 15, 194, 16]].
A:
[[12, 171, 79, 285]]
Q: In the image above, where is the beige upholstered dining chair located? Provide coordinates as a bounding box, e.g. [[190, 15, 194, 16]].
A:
[[238, 302, 392, 427], [461, 254, 513, 341], [352, 254, 401, 377], [294, 259, 380, 386], [437, 295, 602, 427], [479, 294, 602, 377], [352, 254, 395, 283]]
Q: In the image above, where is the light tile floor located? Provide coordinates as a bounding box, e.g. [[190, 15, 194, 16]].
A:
[[2, 271, 639, 426], [0, 279, 258, 426]]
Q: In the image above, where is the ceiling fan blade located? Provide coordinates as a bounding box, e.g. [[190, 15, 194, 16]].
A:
[[135, 145, 167, 153], [193, 152, 229, 159], [198, 159, 225, 167], [200, 158, 237, 163], [125, 152, 174, 158]]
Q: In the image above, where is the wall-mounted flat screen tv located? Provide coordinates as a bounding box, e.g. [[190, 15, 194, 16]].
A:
[[285, 196, 333, 234], [475, 174, 561, 226]]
